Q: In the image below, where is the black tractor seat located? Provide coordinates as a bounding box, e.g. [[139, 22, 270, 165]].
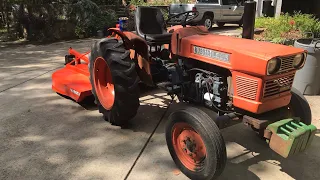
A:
[[143, 33, 172, 44], [135, 6, 172, 45]]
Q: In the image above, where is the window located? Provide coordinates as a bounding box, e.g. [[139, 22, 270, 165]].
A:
[[200, 0, 219, 4], [222, 0, 238, 5]]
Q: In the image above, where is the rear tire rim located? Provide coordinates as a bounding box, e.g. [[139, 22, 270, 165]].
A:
[[172, 122, 207, 172], [93, 57, 115, 110], [204, 19, 212, 29]]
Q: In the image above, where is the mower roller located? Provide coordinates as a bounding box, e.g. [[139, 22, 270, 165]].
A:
[[52, 6, 316, 179]]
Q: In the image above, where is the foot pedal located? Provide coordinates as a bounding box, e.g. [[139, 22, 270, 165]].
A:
[[265, 118, 316, 158]]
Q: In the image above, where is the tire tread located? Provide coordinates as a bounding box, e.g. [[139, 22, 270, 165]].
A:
[[89, 38, 140, 126]]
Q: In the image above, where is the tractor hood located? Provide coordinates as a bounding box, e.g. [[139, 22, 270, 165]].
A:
[[177, 33, 305, 76]]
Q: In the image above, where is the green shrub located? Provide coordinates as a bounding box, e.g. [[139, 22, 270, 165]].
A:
[[255, 12, 320, 44], [293, 13, 320, 37]]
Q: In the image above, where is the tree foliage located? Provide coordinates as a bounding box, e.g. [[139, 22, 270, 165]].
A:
[[72, 0, 117, 38], [0, 0, 118, 41]]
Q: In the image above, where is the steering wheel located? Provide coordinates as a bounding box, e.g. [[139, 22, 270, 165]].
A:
[[166, 11, 199, 27]]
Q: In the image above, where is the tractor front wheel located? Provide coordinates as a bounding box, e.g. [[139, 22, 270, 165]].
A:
[[165, 107, 227, 180], [89, 38, 140, 126], [287, 87, 312, 125]]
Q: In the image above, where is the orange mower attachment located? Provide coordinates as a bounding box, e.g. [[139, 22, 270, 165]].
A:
[[52, 38, 140, 126], [52, 48, 92, 102]]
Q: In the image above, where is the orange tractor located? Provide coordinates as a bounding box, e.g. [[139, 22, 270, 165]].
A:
[[52, 7, 316, 179]]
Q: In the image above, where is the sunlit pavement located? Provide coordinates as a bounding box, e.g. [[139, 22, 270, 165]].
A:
[[0, 37, 319, 180]]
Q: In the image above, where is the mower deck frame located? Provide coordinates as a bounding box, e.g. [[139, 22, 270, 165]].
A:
[[52, 48, 92, 102]]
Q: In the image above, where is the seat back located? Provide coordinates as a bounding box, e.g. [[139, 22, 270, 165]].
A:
[[135, 7, 166, 37]]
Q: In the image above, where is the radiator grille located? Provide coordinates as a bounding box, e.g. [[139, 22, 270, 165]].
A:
[[236, 76, 258, 100], [264, 74, 295, 98], [279, 55, 295, 73]]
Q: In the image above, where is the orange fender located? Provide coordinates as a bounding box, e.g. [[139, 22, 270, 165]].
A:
[[107, 28, 153, 86]]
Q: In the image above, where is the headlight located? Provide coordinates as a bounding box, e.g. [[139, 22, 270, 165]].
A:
[[267, 58, 281, 74], [293, 53, 305, 68]]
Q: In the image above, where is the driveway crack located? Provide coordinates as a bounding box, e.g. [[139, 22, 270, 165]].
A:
[[0, 66, 62, 94], [124, 98, 174, 180]]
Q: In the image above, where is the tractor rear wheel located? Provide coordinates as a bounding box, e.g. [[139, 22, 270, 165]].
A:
[[165, 107, 227, 180], [89, 38, 140, 126]]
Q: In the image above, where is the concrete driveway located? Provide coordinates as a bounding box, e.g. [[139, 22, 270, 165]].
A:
[[0, 38, 319, 180]]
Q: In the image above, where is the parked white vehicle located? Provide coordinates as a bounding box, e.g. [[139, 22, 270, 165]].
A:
[[169, 0, 244, 29]]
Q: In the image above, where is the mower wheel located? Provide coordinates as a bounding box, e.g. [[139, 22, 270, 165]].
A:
[[287, 87, 312, 125], [89, 38, 140, 126], [165, 107, 226, 180]]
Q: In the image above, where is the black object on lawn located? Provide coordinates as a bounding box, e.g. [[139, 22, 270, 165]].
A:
[[242, 1, 257, 39]]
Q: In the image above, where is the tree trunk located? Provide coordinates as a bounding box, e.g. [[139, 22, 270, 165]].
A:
[[16, 3, 24, 38], [44, 4, 55, 40], [5, 0, 9, 33], [0, 0, 4, 28], [0, 12, 4, 28], [25, 5, 34, 40]]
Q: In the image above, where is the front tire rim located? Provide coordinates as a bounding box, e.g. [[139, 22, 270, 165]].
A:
[[172, 122, 207, 172], [93, 57, 115, 110], [204, 19, 212, 29]]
